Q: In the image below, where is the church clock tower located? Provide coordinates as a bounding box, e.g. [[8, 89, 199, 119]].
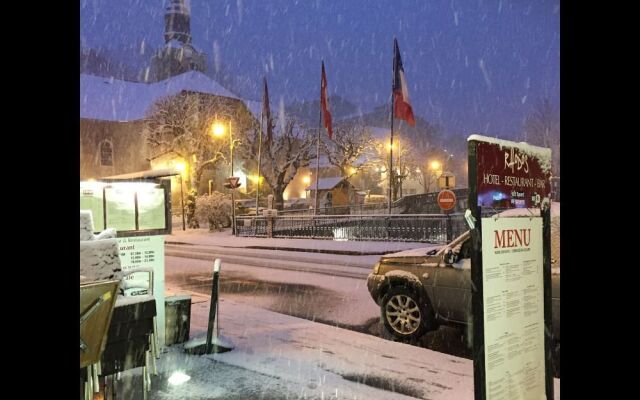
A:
[[148, 0, 206, 81]]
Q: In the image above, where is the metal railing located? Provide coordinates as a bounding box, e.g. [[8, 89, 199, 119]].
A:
[[235, 213, 467, 243]]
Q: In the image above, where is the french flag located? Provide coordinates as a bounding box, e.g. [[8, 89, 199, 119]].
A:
[[392, 38, 416, 126]]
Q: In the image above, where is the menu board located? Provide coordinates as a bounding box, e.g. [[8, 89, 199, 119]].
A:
[[481, 217, 546, 400], [117, 235, 166, 348], [80, 183, 105, 232], [137, 186, 166, 230], [104, 186, 136, 231]]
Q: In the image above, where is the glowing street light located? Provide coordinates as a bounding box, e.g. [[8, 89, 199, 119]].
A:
[[302, 175, 311, 185], [430, 160, 441, 171], [211, 122, 226, 138]]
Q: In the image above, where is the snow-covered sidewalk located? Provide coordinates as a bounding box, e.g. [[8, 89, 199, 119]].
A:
[[155, 284, 560, 400]]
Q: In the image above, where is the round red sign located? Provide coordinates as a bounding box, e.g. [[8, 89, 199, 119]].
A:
[[437, 189, 457, 211]]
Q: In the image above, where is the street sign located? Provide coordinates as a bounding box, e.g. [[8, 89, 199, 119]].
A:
[[437, 189, 457, 211], [438, 172, 456, 190], [224, 176, 241, 189]]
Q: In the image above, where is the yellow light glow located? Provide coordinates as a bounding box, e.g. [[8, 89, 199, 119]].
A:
[[430, 161, 441, 170], [349, 167, 357, 175], [386, 141, 398, 152], [87, 178, 96, 182], [211, 122, 226, 137], [248, 175, 264, 183], [175, 162, 187, 178], [302, 176, 311, 185]]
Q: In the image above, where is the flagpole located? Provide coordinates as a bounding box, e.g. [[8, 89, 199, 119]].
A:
[[314, 63, 323, 216], [389, 40, 396, 215], [256, 104, 263, 217]]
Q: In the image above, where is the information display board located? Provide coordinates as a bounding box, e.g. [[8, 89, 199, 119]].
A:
[[104, 186, 137, 232], [80, 182, 106, 231], [137, 185, 166, 230], [117, 235, 166, 348], [481, 216, 546, 400], [467, 134, 553, 400], [80, 180, 171, 236]]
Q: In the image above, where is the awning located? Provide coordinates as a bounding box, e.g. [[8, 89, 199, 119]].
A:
[[101, 168, 181, 181]]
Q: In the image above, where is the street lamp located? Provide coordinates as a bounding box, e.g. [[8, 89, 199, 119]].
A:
[[211, 119, 239, 235]]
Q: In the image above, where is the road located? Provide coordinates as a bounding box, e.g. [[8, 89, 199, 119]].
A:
[[165, 242, 473, 360]]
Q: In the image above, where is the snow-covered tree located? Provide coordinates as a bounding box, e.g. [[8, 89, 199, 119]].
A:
[[143, 92, 240, 192], [143, 92, 256, 227], [320, 124, 377, 179], [373, 139, 420, 201], [239, 116, 314, 210], [195, 192, 232, 231], [523, 98, 560, 175]]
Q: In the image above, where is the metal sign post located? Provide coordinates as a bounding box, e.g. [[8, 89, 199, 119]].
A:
[[224, 177, 242, 235]]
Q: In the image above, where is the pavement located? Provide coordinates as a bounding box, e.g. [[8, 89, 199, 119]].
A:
[[107, 279, 560, 400]]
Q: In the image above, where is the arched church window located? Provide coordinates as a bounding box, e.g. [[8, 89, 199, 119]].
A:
[[100, 140, 113, 166]]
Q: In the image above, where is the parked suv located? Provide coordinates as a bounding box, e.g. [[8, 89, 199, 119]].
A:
[[366, 230, 560, 357]]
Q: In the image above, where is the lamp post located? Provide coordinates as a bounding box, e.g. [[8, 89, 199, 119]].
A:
[[212, 120, 238, 235]]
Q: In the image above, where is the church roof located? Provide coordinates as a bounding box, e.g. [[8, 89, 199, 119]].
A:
[[80, 71, 242, 122]]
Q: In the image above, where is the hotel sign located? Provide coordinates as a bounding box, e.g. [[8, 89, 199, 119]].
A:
[[472, 136, 552, 209]]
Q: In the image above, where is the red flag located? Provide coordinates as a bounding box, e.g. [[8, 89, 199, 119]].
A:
[[320, 61, 333, 139], [392, 38, 416, 126], [262, 77, 272, 144]]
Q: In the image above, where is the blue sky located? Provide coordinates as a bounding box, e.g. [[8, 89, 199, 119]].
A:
[[80, 0, 560, 139]]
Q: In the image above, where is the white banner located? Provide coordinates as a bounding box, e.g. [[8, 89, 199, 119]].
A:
[[481, 216, 546, 400], [117, 235, 166, 349]]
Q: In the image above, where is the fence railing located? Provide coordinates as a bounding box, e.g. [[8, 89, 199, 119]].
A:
[[235, 213, 467, 243]]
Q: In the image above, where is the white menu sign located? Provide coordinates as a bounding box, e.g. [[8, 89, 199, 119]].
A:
[[117, 235, 166, 348], [481, 217, 546, 400]]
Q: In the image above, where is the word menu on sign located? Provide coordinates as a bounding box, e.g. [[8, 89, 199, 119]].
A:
[[481, 217, 546, 400]]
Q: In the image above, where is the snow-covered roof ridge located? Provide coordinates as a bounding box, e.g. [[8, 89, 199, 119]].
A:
[[80, 71, 241, 122], [467, 134, 553, 173], [305, 176, 346, 191]]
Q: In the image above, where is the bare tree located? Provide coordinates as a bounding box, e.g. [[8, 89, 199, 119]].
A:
[[320, 124, 377, 179], [239, 116, 314, 210], [373, 139, 420, 201], [523, 98, 560, 175], [143, 93, 231, 191]]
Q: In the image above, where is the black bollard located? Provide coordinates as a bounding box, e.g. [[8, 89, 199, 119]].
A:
[[205, 258, 221, 354]]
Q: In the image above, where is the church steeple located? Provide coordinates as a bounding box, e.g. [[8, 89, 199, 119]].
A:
[[164, 0, 191, 44], [148, 0, 205, 82]]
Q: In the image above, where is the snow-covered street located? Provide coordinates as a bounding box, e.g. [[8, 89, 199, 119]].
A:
[[136, 229, 561, 399]]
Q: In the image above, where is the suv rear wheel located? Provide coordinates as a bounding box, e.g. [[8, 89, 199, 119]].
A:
[[381, 286, 432, 340]]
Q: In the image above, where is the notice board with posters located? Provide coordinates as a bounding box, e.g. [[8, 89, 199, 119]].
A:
[[80, 179, 171, 348], [80, 180, 171, 236], [467, 134, 553, 400]]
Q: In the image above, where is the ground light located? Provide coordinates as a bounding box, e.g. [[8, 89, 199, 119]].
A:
[[168, 371, 191, 386]]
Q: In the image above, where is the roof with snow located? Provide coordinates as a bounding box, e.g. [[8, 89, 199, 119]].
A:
[[80, 71, 245, 122], [101, 168, 181, 180], [305, 177, 350, 191]]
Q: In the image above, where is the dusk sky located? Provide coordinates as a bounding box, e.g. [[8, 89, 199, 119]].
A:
[[80, 0, 559, 139]]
